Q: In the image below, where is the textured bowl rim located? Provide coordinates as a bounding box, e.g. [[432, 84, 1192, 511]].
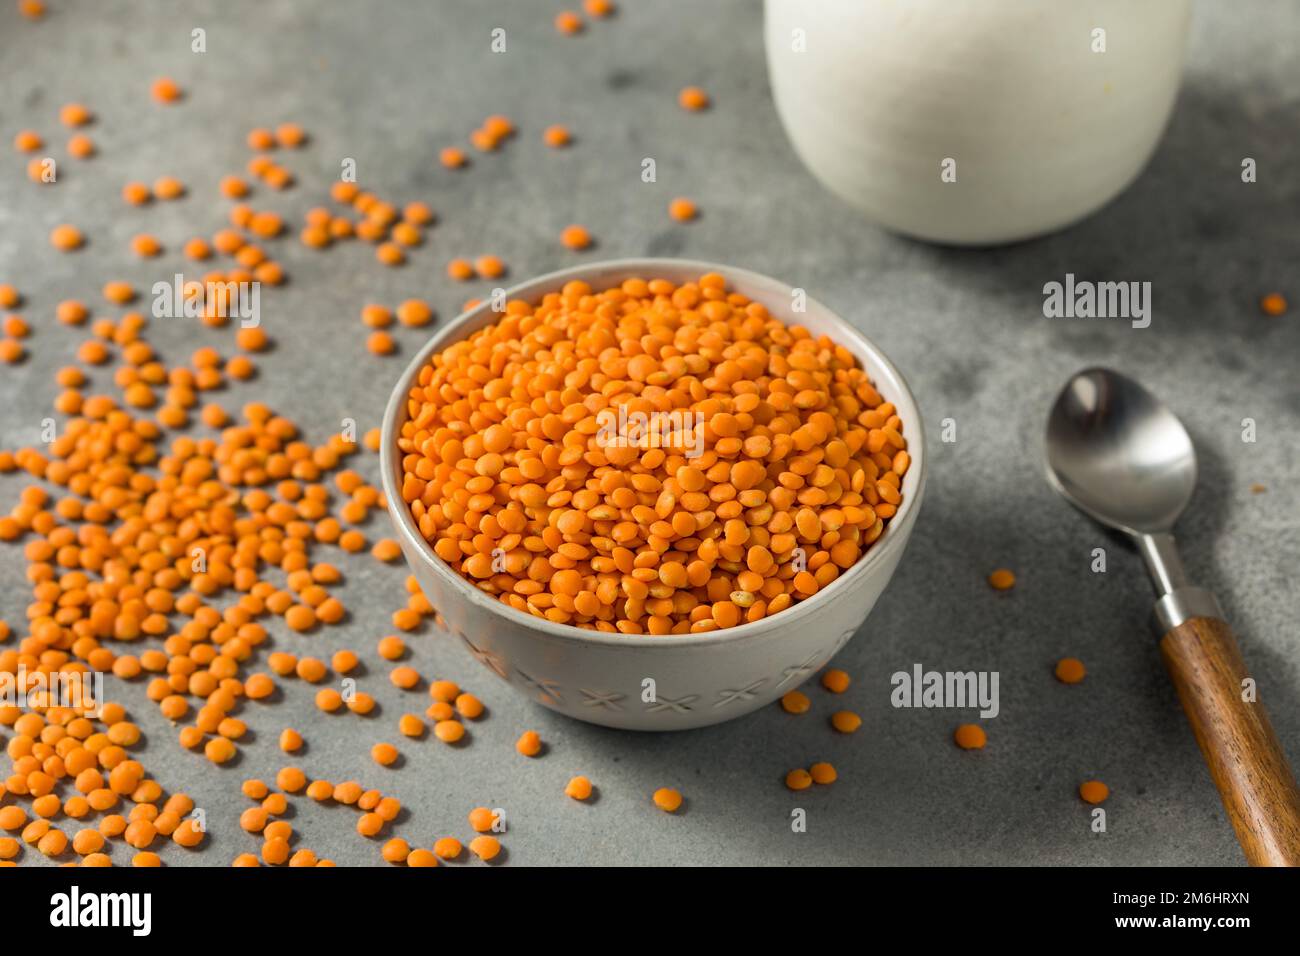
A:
[[380, 257, 927, 649]]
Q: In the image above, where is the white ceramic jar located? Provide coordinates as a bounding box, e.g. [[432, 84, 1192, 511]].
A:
[[765, 0, 1192, 245]]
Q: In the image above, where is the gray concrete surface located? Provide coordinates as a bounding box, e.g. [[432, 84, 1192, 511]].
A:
[[1, 0, 1297, 866]]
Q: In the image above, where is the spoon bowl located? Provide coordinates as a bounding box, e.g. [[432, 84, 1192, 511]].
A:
[[1044, 367, 1197, 535]]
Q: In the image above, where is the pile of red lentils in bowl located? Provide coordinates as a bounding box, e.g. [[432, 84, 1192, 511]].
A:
[[397, 272, 910, 635]]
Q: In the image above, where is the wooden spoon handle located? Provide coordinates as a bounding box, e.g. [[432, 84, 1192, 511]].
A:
[[1160, 616, 1300, 866]]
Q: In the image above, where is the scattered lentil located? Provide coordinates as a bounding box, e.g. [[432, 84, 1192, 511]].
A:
[[434, 836, 462, 859], [49, 224, 84, 251], [1260, 293, 1287, 317], [678, 86, 709, 110], [398, 714, 425, 737], [821, 669, 850, 693], [652, 788, 682, 812], [565, 775, 593, 800], [669, 197, 697, 222], [559, 224, 592, 249], [988, 569, 1016, 591], [1079, 780, 1109, 804], [68, 133, 95, 158], [809, 762, 837, 785], [1054, 658, 1086, 684], [830, 710, 862, 734], [433, 720, 465, 743], [468, 807, 496, 832], [151, 77, 183, 103], [780, 691, 811, 714], [440, 147, 468, 169], [60, 103, 92, 127]]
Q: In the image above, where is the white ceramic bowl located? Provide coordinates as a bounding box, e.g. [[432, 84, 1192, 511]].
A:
[[765, 0, 1192, 245], [381, 259, 926, 730]]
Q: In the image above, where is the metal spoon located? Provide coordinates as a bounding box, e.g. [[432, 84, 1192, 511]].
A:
[[1045, 367, 1300, 866]]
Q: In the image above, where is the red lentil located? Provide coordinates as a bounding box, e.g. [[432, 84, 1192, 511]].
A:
[[396, 299, 433, 327], [468, 807, 496, 832], [515, 730, 542, 757], [49, 224, 84, 251], [440, 147, 467, 169], [821, 669, 850, 693], [433, 720, 465, 743], [678, 87, 709, 110], [1260, 293, 1287, 316], [68, 133, 95, 158], [1054, 658, 1086, 684], [434, 836, 462, 859], [559, 224, 592, 249], [151, 77, 183, 103], [988, 569, 1016, 590], [555, 11, 583, 34], [780, 691, 811, 714], [809, 762, 837, 785], [455, 693, 484, 719], [469, 834, 501, 861], [785, 769, 812, 791], [154, 175, 185, 199], [1079, 780, 1109, 804], [543, 125, 572, 147], [652, 788, 682, 812], [122, 181, 151, 205], [60, 103, 92, 127], [669, 197, 697, 222], [830, 710, 862, 734], [565, 775, 593, 800]]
